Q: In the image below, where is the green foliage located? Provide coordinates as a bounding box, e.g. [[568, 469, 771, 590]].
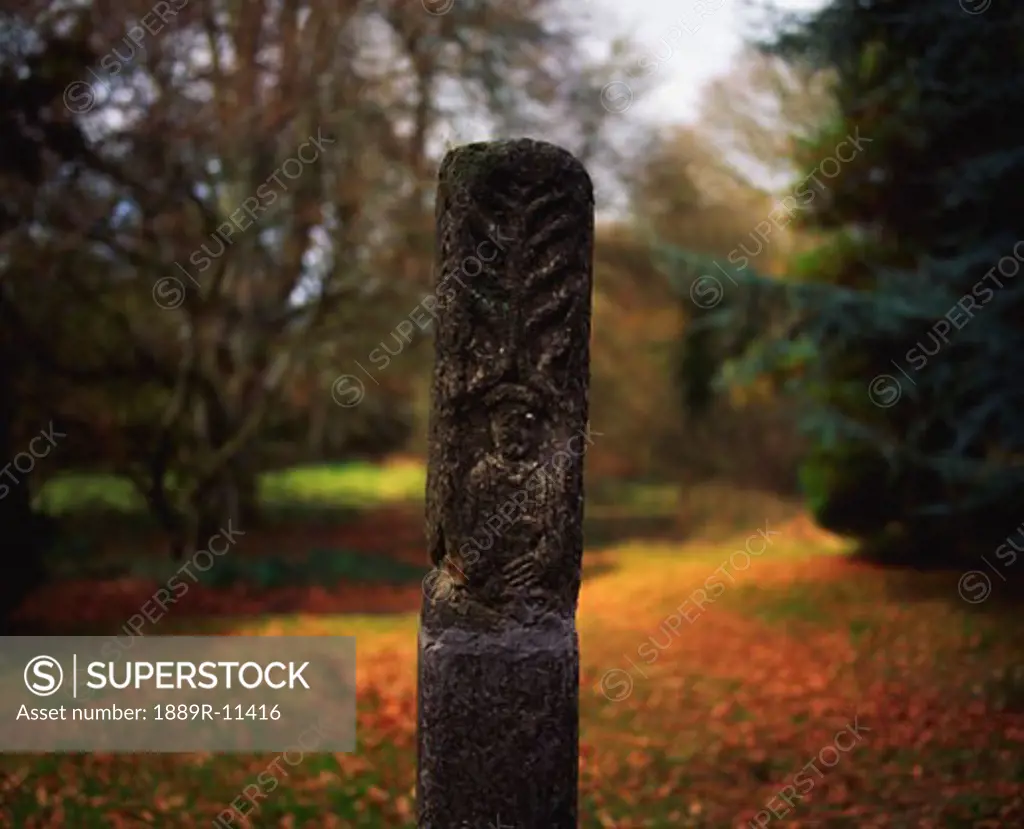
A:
[[666, 0, 1024, 558], [260, 463, 425, 510], [39, 462, 426, 518], [799, 443, 897, 536]]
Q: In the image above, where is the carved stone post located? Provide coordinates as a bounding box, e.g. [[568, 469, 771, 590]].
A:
[[417, 139, 594, 829]]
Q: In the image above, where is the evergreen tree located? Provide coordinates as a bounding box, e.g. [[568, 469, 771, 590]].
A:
[[673, 0, 1024, 560]]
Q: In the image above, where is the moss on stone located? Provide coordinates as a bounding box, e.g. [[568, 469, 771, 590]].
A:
[[440, 141, 508, 187]]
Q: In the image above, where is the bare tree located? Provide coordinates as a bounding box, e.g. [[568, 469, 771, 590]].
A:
[[697, 46, 836, 189], [1, 0, 633, 556]]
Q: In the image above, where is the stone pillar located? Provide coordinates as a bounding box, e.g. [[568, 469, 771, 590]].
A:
[[417, 139, 594, 829]]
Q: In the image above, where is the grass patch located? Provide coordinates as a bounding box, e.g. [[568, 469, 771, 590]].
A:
[[726, 576, 872, 628], [261, 461, 425, 510], [585, 480, 681, 517], [738, 585, 832, 625], [36, 473, 141, 515], [37, 461, 427, 518]]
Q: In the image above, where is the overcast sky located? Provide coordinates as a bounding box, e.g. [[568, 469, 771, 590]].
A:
[[587, 0, 827, 124]]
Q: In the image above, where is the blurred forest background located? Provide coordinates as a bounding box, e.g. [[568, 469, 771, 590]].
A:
[[1, 0, 1021, 631]]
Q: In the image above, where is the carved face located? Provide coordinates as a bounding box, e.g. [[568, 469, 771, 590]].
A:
[[480, 381, 550, 464], [490, 403, 538, 462]]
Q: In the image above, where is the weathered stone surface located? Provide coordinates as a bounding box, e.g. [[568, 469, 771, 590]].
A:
[[417, 139, 594, 829]]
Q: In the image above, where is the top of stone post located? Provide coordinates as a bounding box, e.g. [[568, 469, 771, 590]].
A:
[[437, 138, 593, 217]]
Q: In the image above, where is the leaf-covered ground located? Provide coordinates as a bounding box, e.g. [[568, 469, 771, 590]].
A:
[[4, 508, 1024, 827]]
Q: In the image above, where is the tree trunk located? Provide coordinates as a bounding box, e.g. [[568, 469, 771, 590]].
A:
[[0, 332, 46, 632], [233, 458, 260, 526], [186, 457, 257, 558]]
